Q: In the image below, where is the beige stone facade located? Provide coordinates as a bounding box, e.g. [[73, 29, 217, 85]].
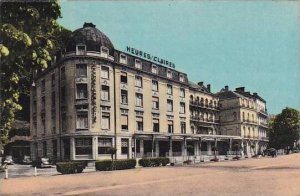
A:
[[30, 23, 268, 162]]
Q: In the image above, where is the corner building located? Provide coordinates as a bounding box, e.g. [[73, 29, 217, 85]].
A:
[[30, 23, 268, 163]]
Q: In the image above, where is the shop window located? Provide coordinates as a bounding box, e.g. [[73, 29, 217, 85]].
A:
[[98, 138, 112, 154], [75, 138, 92, 155]]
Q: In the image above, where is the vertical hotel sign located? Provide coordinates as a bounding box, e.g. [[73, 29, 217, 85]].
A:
[[126, 46, 176, 69]]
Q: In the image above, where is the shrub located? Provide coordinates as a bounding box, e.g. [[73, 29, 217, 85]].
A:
[[95, 159, 136, 171], [210, 158, 219, 162], [95, 160, 113, 171], [138, 157, 170, 167], [233, 156, 240, 160], [56, 161, 85, 174]]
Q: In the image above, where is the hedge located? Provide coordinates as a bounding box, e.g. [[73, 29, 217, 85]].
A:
[[95, 159, 136, 171], [138, 157, 169, 167], [56, 161, 86, 174]]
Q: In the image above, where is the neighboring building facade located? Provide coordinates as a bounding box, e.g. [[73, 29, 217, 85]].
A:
[[217, 86, 268, 156], [30, 23, 268, 162]]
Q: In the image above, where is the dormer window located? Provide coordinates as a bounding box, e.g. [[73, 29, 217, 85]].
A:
[[179, 74, 184, 82], [120, 54, 127, 64], [76, 45, 86, 55], [152, 65, 158, 74], [135, 59, 142, 69], [167, 70, 172, 78], [101, 46, 109, 58]]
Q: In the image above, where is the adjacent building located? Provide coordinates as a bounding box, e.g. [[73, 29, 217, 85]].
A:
[[30, 23, 268, 162]]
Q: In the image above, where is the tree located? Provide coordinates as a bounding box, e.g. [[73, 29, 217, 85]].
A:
[[107, 147, 117, 161], [0, 1, 71, 150], [269, 107, 300, 151]]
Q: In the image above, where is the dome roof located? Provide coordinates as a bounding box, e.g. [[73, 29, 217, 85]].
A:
[[66, 22, 114, 54]]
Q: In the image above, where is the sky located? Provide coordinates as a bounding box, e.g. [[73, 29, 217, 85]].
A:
[[59, 0, 300, 115]]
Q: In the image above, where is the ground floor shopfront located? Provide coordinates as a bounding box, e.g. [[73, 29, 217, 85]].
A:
[[30, 133, 268, 163]]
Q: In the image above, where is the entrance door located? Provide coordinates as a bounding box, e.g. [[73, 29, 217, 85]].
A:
[[63, 139, 70, 160], [159, 141, 169, 157]]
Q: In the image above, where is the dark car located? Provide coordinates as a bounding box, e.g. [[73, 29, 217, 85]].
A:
[[33, 157, 52, 168], [263, 148, 277, 157]]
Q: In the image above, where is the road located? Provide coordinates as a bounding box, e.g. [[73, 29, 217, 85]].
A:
[[1, 153, 300, 196]]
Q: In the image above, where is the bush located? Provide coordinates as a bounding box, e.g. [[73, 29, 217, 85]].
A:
[[138, 157, 169, 167], [95, 160, 112, 171], [56, 161, 85, 174], [210, 158, 219, 162], [95, 159, 136, 171]]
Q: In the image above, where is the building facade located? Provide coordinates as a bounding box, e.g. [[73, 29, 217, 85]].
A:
[[30, 23, 268, 162]]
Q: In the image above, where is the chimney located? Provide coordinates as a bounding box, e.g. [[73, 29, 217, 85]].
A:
[[83, 22, 96, 28], [207, 84, 211, 92], [198, 82, 203, 86], [235, 87, 245, 92], [225, 85, 229, 91], [253, 92, 258, 96]]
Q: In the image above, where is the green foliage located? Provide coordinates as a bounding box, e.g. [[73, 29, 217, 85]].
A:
[[269, 107, 300, 149], [95, 159, 136, 171], [56, 161, 86, 174], [138, 157, 170, 167], [0, 1, 71, 148]]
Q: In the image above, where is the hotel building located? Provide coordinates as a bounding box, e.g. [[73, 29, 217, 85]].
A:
[[30, 23, 268, 162]]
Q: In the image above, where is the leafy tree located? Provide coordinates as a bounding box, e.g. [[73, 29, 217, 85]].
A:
[[269, 107, 300, 150], [0, 1, 71, 150]]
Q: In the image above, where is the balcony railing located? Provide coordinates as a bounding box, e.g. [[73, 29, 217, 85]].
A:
[[189, 101, 219, 110]]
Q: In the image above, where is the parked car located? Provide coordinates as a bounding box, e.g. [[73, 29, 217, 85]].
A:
[[3, 155, 14, 165], [263, 148, 277, 157], [22, 155, 32, 165], [33, 157, 52, 168]]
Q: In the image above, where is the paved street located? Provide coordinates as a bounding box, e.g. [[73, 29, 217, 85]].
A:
[[1, 153, 300, 196]]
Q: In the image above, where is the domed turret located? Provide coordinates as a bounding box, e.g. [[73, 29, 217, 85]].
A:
[[66, 22, 114, 54]]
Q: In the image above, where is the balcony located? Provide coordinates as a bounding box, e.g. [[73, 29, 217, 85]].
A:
[[189, 101, 219, 111]]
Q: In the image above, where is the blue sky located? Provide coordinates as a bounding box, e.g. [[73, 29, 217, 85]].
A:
[[59, 1, 299, 115]]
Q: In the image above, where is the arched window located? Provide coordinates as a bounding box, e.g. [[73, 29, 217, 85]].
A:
[[205, 99, 208, 107], [242, 112, 245, 121], [190, 95, 193, 103], [196, 96, 200, 104], [191, 126, 195, 134], [233, 112, 237, 120]]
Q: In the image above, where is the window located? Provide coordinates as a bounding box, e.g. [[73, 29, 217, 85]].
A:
[[152, 97, 159, 110], [181, 122, 186, 134], [61, 112, 67, 132], [101, 114, 110, 130], [51, 74, 55, 86], [41, 80, 45, 92], [121, 115, 128, 130], [121, 90, 128, 105], [51, 91, 55, 108], [75, 138, 92, 155], [135, 93, 143, 107], [136, 117, 143, 132], [120, 54, 127, 64], [76, 112, 88, 129], [179, 74, 184, 82], [135, 76, 142, 88], [152, 80, 158, 91], [76, 64, 87, 77], [167, 70, 172, 78], [98, 138, 112, 154], [167, 99, 173, 112], [61, 86, 66, 104], [167, 84, 173, 95], [168, 120, 173, 133], [101, 66, 109, 79], [180, 88, 185, 97], [101, 85, 109, 101], [41, 113, 46, 133], [121, 138, 129, 155], [43, 141, 47, 157], [51, 110, 56, 133], [101, 46, 109, 58], [120, 72, 127, 83], [41, 96, 45, 110], [61, 67, 65, 81], [180, 102, 185, 114], [76, 84, 88, 99], [152, 65, 158, 74], [135, 59, 142, 69], [76, 45, 86, 55], [153, 119, 159, 132], [233, 112, 237, 120]]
